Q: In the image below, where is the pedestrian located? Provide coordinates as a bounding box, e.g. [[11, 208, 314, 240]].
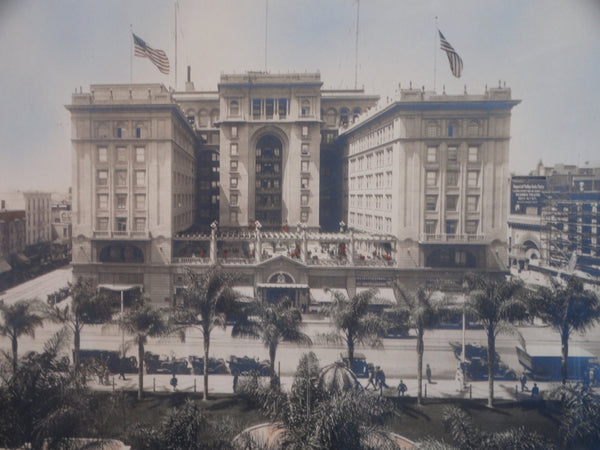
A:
[[366, 364, 377, 391], [170, 372, 178, 391], [531, 383, 539, 398], [398, 380, 407, 397], [520, 373, 528, 392], [232, 369, 239, 392], [119, 357, 126, 380], [426, 364, 432, 384]]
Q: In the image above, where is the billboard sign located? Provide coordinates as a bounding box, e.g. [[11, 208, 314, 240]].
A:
[[511, 176, 546, 214]]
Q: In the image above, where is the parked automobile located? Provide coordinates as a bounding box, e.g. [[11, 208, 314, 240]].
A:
[[144, 352, 191, 374], [78, 349, 138, 374], [188, 356, 229, 375], [449, 342, 517, 381], [228, 355, 270, 376], [340, 351, 370, 378]]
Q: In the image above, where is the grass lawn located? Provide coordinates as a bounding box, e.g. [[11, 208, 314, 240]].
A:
[[90, 390, 562, 446]]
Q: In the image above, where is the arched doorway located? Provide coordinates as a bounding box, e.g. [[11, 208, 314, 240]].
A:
[[255, 135, 283, 229]]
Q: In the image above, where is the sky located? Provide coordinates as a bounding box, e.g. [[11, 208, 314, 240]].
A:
[[1, 0, 599, 192]]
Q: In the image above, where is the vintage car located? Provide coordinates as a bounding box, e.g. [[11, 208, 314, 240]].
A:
[[144, 352, 191, 375], [340, 351, 370, 378], [78, 349, 138, 374], [450, 342, 517, 381], [188, 355, 229, 375], [228, 355, 271, 376]]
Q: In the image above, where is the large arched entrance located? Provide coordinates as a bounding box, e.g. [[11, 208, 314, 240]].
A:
[[255, 135, 283, 229]]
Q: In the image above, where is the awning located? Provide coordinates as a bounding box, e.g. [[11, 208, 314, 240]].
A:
[[310, 288, 349, 304], [256, 283, 309, 289], [98, 283, 143, 292], [356, 287, 397, 305], [0, 259, 12, 275], [233, 285, 255, 299]]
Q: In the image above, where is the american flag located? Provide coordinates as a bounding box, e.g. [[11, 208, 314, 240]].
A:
[[133, 33, 170, 75], [439, 30, 463, 78]]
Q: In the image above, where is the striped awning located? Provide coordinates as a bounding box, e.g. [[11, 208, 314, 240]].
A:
[[356, 287, 397, 305]]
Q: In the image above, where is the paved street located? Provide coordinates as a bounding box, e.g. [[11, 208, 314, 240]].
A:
[[2, 267, 600, 386]]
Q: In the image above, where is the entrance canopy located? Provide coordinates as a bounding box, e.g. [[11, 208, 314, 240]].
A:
[[310, 288, 348, 304], [98, 283, 143, 292], [257, 283, 309, 289]]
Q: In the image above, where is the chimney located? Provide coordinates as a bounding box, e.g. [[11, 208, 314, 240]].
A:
[[185, 66, 195, 92]]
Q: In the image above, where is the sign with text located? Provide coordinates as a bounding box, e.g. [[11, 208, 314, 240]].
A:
[[511, 176, 547, 214]]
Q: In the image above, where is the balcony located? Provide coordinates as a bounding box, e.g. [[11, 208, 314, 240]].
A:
[[419, 234, 486, 244], [93, 230, 151, 240]]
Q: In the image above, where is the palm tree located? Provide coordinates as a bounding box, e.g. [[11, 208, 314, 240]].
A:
[[528, 275, 600, 384], [321, 288, 386, 372], [48, 277, 113, 371], [394, 283, 451, 405], [232, 296, 311, 387], [119, 304, 181, 400], [0, 298, 45, 374], [463, 274, 527, 408], [181, 265, 242, 400]]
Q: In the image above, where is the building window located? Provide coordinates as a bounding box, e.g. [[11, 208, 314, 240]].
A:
[[230, 143, 238, 156], [135, 147, 145, 163], [300, 211, 308, 223], [116, 194, 127, 210], [115, 170, 127, 186], [301, 99, 310, 117], [468, 146, 479, 162], [301, 194, 309, 206], [465, 220, 479, 234], [455, 251, 467, 265], [425, 170, 438, 187], [301, 143, 309, 155], [97, 194, 108, 209], [278, 99, 287, 118], [252, 99, 261, 119], [116, 147, 127, 163], [302, 126, 309, 137], [467, 170, 479, 187], [446, 195, 458, 211], [301, 161, 309, 172], [425, 195, 437, 211], [229, 100, 239, 116], [446, 171, 459, 186], [136, 128, 141, 138], [117, 128, 122, 138], [230, 193, 238, 206], [135, 170, 145, 186], [212, 153, 219, 162], [425, 220, 437, 234], [445, 220, 457, 235], [467, 195, 479, 212], [97, 217, 108, 231], [448, 124, 453, 137], [427, 147, 437, 162], [265, 98, 274, 119], [230, 177, 238, 188], [231, 126, 238, 138], [340, 108, 349, 127], [230, 160, 238, 171], [211, 194, 219, 205], [98, 147, 108, 162], [135, 194, 145, 210], [115, 217, 127, 232], [97, 170, 108, 185], [301, 177, 309, 189], [426, 121, 438, 137], [134, 217, 146, 231], [468, 121, 480, 137], [447, 146, 457, 162], [230, 210, 238, 222]]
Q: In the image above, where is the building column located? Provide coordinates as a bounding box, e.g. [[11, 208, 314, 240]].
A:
[[348, 231, 355, 264], [255, 221, 262, 264]]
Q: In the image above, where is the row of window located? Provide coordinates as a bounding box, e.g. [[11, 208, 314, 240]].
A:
[[97, 194, 146, 210], [425, 195, 479, 212], [97, 169, 146, 187], [349, 148, 393, 173], [348, 213, 392, 233], [350, 194, 393, 210], [96, 217, 146, 232], [426, 119, 482, 138], [349, 172, 393, 190], [426, 170, 480, 187], [349, 122, 395, 155], [426, 146, 479, 163], [424, 219, 479, 235], [97, 146, 145, 164]]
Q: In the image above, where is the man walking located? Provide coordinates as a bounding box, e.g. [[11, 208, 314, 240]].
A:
[[426, 364, 432, 384]]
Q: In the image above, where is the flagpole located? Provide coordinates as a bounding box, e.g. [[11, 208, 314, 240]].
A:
[[264, 0, 268, 71], [354, 0, 360, 89], [174, 1, 178, 90], [433, 16, 438, 93], [130, 24, 133, 85]]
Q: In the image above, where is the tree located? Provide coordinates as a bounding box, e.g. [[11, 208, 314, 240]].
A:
[[394, 283, 451, 405], [48, 277, 113, 371], [232, 296, 311, 387], [119, 303, 182, 400], [463, 274, 527, 408], [0, 298, 45, 374], [321, 288, 386, 372], [181, 265, 242, 401], [528, 275, 600, 384]]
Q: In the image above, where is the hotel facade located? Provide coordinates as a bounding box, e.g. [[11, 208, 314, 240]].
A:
[[67, 73, 518, 305]]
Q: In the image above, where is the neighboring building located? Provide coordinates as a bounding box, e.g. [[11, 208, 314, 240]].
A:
[[0, 191, 52, 246], [0, 208, 26, 274], [67, 75, 515, 305], [339, 86, 520, 271], [508, 161, 600, 275], [51, 191, 73, 244]]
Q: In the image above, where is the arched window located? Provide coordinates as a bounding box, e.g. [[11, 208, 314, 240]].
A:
[[325, 108, 337, 126], [301, 99, 311, 117], [352, 107, 361, 123], [340, 108, 349, 127], [229, 100, 239, 116], [198, 109, 209, 127]]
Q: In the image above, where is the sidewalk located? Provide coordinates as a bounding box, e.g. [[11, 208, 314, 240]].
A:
[[87, 372, 561, 401]]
